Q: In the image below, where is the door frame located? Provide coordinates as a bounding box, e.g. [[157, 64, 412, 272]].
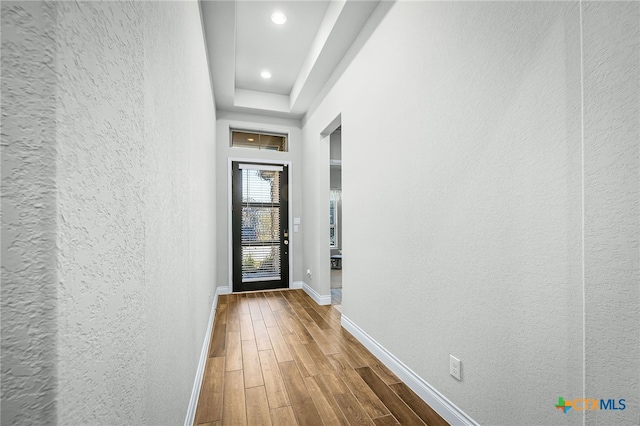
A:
[[228, 157, 293, 292], [320, 114, 342, 304]]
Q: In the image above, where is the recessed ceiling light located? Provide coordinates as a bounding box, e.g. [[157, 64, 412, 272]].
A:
[[271, 11, 286, 25], [260, 70, 272, 79]]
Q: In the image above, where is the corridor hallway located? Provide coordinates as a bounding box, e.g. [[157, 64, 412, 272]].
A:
[[194, 290, 448, 426]]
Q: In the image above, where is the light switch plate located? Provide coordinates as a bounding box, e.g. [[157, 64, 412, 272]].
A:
[[294, 217, 301, 225]]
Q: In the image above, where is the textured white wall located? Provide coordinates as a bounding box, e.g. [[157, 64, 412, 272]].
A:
[[55, 3, 148, 423], [1, 3, 58, 424], [582, 2, 639, 424], [142, 3, 216, 424], [302, 2, 638, 424], [2, 1, 217, 424], [215, 111, 303, 290]]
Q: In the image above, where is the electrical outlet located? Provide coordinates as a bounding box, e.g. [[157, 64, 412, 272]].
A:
[[450, 355, 461, 380], [306, 269, 312, 279]]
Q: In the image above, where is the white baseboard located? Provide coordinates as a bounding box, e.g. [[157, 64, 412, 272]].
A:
[[291, 281, 303, 289], [341, 315, 479, 426], [184, 286, 226, 426], [301, 281, 331, 305]]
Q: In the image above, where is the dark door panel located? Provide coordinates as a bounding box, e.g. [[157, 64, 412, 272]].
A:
[[232, 162, 289, 292]]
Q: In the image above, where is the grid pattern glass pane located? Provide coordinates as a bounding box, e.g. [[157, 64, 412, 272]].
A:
[[241, 207, 280, 242], [241, 169, 281, 281]]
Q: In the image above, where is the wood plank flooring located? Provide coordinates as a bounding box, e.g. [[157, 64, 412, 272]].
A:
[[194, 290, 449, 426]]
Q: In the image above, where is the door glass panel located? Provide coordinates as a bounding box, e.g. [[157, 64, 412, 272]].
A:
[[241, 169, 281, 282]]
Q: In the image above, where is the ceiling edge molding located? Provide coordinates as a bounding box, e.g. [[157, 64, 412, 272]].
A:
[[234, 89, 290, 113], [290, 0, 380, 116], [302, 0, 395, 126], [289, 0, 347, 108], [218, 110, 303, 129]]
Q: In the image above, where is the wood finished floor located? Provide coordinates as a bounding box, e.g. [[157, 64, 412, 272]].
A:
[[194, 289, 449, 426]]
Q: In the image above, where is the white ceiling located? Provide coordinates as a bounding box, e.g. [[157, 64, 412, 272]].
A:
[[201, 0, 383, 119], [235, 2, 329, 96]]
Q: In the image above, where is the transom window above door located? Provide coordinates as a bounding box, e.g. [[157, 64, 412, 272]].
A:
[[231, 130, 287, 152]]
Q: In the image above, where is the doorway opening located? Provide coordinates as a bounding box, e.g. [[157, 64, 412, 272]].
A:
[[329, 127, 342, 307]]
